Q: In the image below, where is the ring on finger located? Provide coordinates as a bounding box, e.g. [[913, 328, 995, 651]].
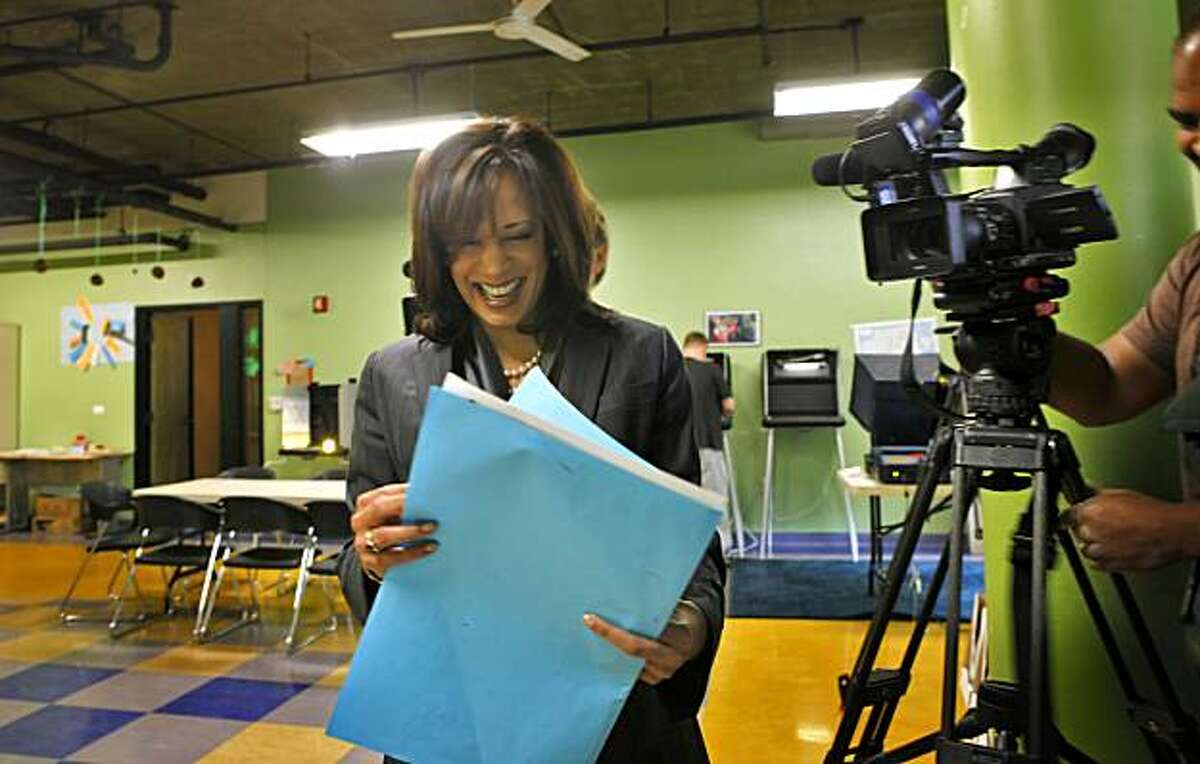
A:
[[364, 528, 382, 554]]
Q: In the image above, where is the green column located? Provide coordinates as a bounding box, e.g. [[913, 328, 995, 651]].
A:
[[946, 1, 1199, 759]]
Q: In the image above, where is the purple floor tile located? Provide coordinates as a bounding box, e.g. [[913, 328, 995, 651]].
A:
[[71, 712, 247, 763], [156, 677, 309, 722], [0, 705, 141, 758], [59, 670, 209, 712], [0, 663, 120, 702], [227, 650, 347, 684]]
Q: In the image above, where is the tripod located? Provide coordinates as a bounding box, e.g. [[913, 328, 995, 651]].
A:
[[825, 315, 1200, 763]]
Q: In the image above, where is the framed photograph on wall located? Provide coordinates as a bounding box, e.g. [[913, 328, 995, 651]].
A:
[[705, 310, 761, 347]]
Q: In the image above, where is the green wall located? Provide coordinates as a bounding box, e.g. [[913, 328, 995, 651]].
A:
[[0, 121, 932, 534], [949, 0, 1200, 758], [0, 229, 266, 459], [262, 124, 934, 536]]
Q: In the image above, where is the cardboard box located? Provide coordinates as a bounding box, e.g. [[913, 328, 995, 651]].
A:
[[34, 495, 83, 534]]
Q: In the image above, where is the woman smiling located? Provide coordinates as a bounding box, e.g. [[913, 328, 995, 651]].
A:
[[338, 117, 725, 763]]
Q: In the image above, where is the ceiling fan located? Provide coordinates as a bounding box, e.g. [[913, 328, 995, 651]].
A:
[[390, 0, 591, 62]]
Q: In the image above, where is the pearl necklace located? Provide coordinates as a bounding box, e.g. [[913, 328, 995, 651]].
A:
[[502, 349, 542, 383]]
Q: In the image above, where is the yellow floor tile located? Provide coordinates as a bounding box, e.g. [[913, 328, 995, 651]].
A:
[[0, 604, 64, 630], [700, 619, 965, 764], [316, 662, 348, 687], [129, 643, 261, 676], [0, 629, 105, 662], [199, 722, 355, 764]]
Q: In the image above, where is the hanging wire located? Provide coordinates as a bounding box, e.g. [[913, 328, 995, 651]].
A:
[[36, 180, 47, 259], [94, 193, 105, 266], [72, 188, 82, 238]]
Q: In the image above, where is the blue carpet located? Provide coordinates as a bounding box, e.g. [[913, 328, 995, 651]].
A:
[[728, 557, 985, 619]]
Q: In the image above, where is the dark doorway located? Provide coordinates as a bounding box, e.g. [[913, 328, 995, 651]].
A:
[[134, 301, 263, 487]]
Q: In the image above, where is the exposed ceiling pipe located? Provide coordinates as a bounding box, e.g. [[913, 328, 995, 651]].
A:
[[0, 121, 207, 200], [0, 1, 174, 77], [0, 150, 235, 231], [0, 231, 189, 257], [167, 107, 775, 180], [16, 18, 863, 125]]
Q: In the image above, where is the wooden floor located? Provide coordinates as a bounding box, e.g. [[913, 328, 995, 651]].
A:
[[0, 540, 959, 762]]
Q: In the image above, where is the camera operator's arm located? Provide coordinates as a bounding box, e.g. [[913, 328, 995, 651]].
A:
[[1049, 333, 1173, 426], [1049, 236, 1200, 426]]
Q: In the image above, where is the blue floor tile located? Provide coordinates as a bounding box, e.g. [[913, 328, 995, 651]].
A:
[[156, 677, 310, 722], [0, 705, 141, 758], [0, 663, 120, 702]]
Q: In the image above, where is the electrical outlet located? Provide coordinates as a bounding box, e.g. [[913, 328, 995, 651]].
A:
[[268, 395, 283, 413], [92, 404, 106, 416]]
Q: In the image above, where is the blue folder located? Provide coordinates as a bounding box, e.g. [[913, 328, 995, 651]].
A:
[[327, 370, 721, 763]]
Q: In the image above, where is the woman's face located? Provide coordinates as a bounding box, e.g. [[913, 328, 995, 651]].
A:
[[449, 172, 549, 334]]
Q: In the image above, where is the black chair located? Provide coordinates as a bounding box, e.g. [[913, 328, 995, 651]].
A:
[[60, 482, 174, 624], [196, 496, 318, 651], [314, 466, 348, 480], [218, 465, 276, 479], [109, 495, 225, 639], [289, 499, 355, 651]]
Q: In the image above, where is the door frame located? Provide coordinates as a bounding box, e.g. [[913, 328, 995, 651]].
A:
[[134, 300, 264, 486]]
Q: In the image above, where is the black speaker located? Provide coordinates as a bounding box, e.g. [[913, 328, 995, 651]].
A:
[[850, 353, 940, 446]]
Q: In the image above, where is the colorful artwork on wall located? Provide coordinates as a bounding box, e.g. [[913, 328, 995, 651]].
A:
[[60, 296, 135, 370]]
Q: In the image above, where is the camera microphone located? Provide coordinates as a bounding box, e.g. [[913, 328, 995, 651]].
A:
[[1030, 123, 1095, 175], [811, 150, 866, 186]]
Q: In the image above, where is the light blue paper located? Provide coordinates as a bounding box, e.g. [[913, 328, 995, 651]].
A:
[[328, 371, 720, 763]]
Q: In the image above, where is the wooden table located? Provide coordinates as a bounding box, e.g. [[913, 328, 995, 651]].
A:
[[133, 478, 346, 506], [0, 449, 132, 532], [837, 466, 954, 594]]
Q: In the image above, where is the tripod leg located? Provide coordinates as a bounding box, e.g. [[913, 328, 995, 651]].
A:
[[1027, 467, 1053, 759], [871, 523, 961, 752], [1050, 432, 1200, 760], [825, 426, 953, 763], [941, 456, 973, 738]]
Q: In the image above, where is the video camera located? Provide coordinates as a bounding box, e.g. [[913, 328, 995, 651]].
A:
[[812, 69, 1117, 323]]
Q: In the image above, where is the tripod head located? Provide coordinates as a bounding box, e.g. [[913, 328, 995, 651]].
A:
[[934, 270, 1065, 426]]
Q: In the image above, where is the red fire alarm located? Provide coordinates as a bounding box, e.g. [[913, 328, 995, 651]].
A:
[[312, 295, 330, 314]]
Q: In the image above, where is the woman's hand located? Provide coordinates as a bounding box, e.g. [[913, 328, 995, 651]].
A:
[[583, 601, 707, 685], [351, 483, 439, 581]]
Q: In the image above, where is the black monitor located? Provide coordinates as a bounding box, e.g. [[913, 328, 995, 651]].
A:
[[761, 348, 844, 427], [850, 353, 940, 446]]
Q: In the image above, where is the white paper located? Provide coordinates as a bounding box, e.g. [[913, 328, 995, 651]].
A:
[[852, 318, 937, 355]]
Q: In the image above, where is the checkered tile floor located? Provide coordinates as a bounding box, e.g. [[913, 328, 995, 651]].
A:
[[0, 587, 373, 762]]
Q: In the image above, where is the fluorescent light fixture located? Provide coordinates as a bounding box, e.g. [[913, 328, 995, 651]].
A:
[[300, 113, 479, 157], [773, 77, 921, 117]]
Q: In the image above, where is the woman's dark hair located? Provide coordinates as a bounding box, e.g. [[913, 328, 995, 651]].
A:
[[409, 117, 601, 343]]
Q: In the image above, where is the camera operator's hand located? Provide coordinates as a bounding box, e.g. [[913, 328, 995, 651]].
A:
[[1066, 489, 1200, 571]]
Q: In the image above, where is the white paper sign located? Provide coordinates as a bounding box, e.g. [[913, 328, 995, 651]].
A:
[[852, 318, 937, 355]]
